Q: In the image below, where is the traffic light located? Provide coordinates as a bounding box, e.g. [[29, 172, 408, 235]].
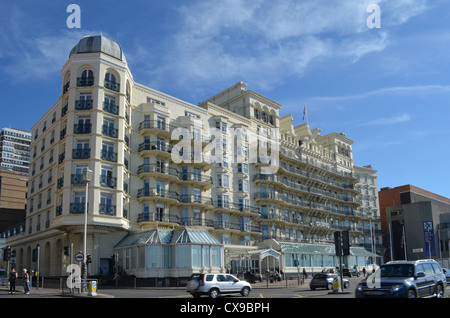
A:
[[11, 249, 16, 258], [334, 232, 342, 256], [342, 230, 351, 256], [86, 254, 92, 264], [3, 246, 10, 261], [64, 245, 71, 256], [32, 248, 39, 262]]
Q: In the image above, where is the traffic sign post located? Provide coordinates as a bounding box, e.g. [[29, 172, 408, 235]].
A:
[[74, 252, 84, 263]]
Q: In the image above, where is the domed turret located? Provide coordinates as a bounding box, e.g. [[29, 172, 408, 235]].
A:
[[69, 35, 124, 62]]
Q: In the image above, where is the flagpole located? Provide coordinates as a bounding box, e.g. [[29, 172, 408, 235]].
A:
[[303, 104, 309, 126], [389, 223, 394, 261], [370, 220, 375, 263], [403, 225, 408, 261]]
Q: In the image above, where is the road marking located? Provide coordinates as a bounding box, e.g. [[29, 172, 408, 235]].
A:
[[259, 293, 264, 298]]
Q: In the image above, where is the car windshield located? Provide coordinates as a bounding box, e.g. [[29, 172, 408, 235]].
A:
[[380, 264, 414, 277], [314, 274, 334, 279]]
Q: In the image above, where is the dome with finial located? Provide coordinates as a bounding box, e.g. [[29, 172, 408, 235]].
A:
[[69, 35, 124, 61]]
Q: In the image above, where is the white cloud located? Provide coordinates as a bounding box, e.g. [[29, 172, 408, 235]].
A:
[[139, 0, 429, 93], [1, 30, 101, 81], [359, 113, 411, 126], [310, 84, 450, 102], [0, 3, 102, 82]]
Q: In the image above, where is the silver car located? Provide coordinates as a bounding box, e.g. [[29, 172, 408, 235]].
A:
[[186, 273, 252, 298], [310, 273, 350, 290]]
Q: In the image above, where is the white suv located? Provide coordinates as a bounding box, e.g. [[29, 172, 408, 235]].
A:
[[186, 273, 252, 298]]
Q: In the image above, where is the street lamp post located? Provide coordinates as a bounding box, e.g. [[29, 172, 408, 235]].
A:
[[82, 168, 92, 291]]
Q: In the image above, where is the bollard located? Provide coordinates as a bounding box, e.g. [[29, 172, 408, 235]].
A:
[[332, 276, 342, 293], [88, 280, 97, 296]]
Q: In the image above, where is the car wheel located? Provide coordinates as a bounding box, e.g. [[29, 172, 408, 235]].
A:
[[327, 283, 333, 290], [241, 287, 250, 297], [344, 281, 349, 289], [435, 284, 444, 298], [407, 289, 416, 298], [209, 288, 220, 299], [192, 293, 201, 298]]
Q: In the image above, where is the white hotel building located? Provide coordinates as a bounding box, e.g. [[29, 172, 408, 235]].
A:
[[6, 36, 380, 283]]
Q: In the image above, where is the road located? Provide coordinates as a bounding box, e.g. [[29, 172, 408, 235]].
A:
[[0, 276, 359, 298], [2, 276, 450, 299], [96, 276, 361, 299]]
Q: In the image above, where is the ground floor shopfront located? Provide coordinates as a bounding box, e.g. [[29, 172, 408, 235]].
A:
[[3, 227, 381, 284], [113, 234, 381, 283]]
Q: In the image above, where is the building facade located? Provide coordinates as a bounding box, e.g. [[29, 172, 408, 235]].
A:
[[354, 165, 383, 261], [0, 128, 31, 175], [5, 35, 379, 282], [379, 185, 450, 264]]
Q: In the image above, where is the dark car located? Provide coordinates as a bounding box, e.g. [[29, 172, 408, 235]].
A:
[[442, 268, 450, 284], [310, 273, 349, 290], [355, 259, 446, 298], [343, 268, 360, 277]]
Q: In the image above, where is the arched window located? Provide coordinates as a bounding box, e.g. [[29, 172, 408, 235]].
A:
[[63, 71, 70, 94], [105, 72, 120, 92], [78, 69, 94, 86]]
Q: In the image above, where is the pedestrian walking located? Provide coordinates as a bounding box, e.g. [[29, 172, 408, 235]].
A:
[[303, 268, 307, 279], [23, 269, 30, 294], [8, 268, 17, 294]]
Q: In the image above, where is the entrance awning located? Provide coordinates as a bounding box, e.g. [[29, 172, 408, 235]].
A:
[[247, 248, 281, 261]]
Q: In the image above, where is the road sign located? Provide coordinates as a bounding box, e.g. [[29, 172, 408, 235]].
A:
[[74, 252, 84, 262]]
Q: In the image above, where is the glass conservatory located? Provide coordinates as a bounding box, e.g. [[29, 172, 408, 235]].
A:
[[114, 228, 224, 278]]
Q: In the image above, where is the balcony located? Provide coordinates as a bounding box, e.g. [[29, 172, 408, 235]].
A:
[[101, 150, 117, 162], [138, 187, 180, 201], [57, 177, 64, 189], [138, 120, 173, 137], [70, 203, 86, 214], [63, 82, 70, 94], [212, 201, 259, 215], [102, 125, 118, 138], [74, 123, 92, 134], [71, 174, 86, 185], [58, 152, 65, 164], [100, 175, 117, 188], [72, 148, 90, 160], [61, 104, 68, 117], [137, 212, 178, 224], [136, 213, 213, 228], [179, 172, 212, 185], [212, 221, 260, 233], [104, 79, 120, 92], [75, 100, 93, 110], [60, 128, 67, 140], [77, 77, 94, 87], [254, 173, 309, 193], [103, 101, 119, 115], [180, 194, 213, 206], [137, 164, 179, 180], [99, 203, 116, 215], [138, 142, 172, 158], [137, 187, 180, 203], [213, 200, 240, 212]]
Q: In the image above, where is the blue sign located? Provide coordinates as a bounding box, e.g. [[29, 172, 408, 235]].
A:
[[423, 221, 436, 257]]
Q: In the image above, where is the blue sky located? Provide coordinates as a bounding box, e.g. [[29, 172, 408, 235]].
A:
[[0, 0, 449, 198]]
